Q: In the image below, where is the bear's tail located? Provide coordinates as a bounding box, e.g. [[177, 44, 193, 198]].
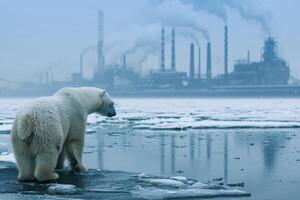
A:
[[17, 113, 36, 145]]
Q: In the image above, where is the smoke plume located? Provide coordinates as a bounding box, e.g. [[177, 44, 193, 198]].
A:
[[105, 0, 210, 67], [180, 0, 271, 34]]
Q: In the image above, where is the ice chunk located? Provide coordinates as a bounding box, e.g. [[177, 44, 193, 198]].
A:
[[138, 173, 158, 179], [169, 176, 188, 182], [131, 186, 250, 200], [138, 173, 186, 188], [47, 184, 77, 194], [134, 173, 250, 199], [0, 124, 12, 134], [140, 178, 186, 188], [0, 152, 15, 163], [86, 128, 96, 134]]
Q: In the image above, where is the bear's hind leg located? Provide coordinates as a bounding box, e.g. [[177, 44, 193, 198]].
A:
[[17, 154, 35, 182], [66, 140, 87, 173], [34, 152, 59, 182], [11, 134, 35, 181]]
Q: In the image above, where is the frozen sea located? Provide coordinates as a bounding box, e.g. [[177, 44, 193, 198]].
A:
[[1, 97, 300, 199]]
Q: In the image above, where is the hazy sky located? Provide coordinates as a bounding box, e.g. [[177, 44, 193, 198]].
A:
[[0, 0, 299, 82]]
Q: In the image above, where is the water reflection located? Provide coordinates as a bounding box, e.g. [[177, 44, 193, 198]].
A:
[[224, 133, 228, 184], [97, 131, 105, 170], [160, 134, 165, 174], [206, 133, 212, 161], [171, 135, 175, 173], [189, 133, 195, 160], [88, 129, 296, 200]]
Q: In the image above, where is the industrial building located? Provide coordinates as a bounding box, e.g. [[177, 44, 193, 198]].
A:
[[215, 36, 290, 86], [149, 28, 187, 88], [65, 11, 292, 91], [1, 11, 298, 97]]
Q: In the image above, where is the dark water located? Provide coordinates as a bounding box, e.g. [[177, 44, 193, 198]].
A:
[[82, 128, 300, 200]]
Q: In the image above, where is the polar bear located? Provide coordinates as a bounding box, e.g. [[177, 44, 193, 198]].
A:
[[11, 87, 116, 182]]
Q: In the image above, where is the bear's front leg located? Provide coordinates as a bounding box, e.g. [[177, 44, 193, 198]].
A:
[[56, 147, 65, 170], [66, 140, 87, 173]]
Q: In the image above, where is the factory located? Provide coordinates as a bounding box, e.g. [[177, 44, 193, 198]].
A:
[[1, 10, 296, 97], [56, 10, 292, 92], [67, 10, 291, 92]]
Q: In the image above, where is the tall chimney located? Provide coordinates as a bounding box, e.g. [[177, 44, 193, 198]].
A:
[[160, 28, 165, 71], [50, 72, 54, 85], [198, 46, 201, 79], [171, 28, 176, 71], [189, 43, 195, 79], [123, 54, 126, 69], [247, 50, 250, 63], [80, 53, 83, 77], [97, 10, 105, 72], [46, 71, 49, 86], [206, 42, 212, 81], [224, 25, 228, 80]]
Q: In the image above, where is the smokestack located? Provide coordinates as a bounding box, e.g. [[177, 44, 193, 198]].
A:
[[80, 53, 83, 77], [224, 25, 228, 80], [247, 50, 250, 63], [198, 46, 201, 79], [46, 71, 49, 86], [160, 28, 165, 71], [97, 10, 105, 72], [189, 43, 195, 79], [50, 72, 54, 85], [171, 28, 176, 71], [206, 42, 212, 81], [123, 54, 126, 69]]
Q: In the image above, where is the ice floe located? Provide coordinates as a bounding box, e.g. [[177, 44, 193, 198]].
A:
[[0, 124, 12, 134], [139, 178, 186, 188], [131, 186, 250, 199], [0, 152, 15, 163], [134, 174, 250, 199], [2, 98, 300, 133]]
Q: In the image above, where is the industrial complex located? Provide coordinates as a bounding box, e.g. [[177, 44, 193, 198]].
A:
[[1, 11, 299, 97]]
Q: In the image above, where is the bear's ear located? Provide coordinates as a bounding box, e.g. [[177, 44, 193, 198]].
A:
[[100, 90, 106, 98]]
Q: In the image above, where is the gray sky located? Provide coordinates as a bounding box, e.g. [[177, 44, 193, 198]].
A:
[[0, 0, 299, 82]]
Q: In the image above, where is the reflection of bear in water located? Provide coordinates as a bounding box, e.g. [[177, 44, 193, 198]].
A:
[[11, 87, 116, 182]]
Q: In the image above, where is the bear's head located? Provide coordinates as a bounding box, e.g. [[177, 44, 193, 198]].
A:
[[98, 90, 116, 117]]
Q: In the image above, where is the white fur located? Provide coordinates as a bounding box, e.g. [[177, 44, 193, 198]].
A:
[[10, 87, 115, 182]]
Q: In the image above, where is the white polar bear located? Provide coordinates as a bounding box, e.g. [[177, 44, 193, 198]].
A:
[[11, 87, 116, 182]]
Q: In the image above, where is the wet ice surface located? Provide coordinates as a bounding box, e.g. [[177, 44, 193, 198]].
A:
[[0, 161, 249, 200], [1, 98, 300, 199]]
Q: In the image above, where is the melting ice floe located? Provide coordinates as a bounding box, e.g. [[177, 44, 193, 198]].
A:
[[0, 154, 250, 199], [133, 119, 300, 130], [131, 173, 250, 199], [131, 186, 250, 199]]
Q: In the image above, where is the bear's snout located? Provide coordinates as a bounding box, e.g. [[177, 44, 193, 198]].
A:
[[108, 110, 116, 117]]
